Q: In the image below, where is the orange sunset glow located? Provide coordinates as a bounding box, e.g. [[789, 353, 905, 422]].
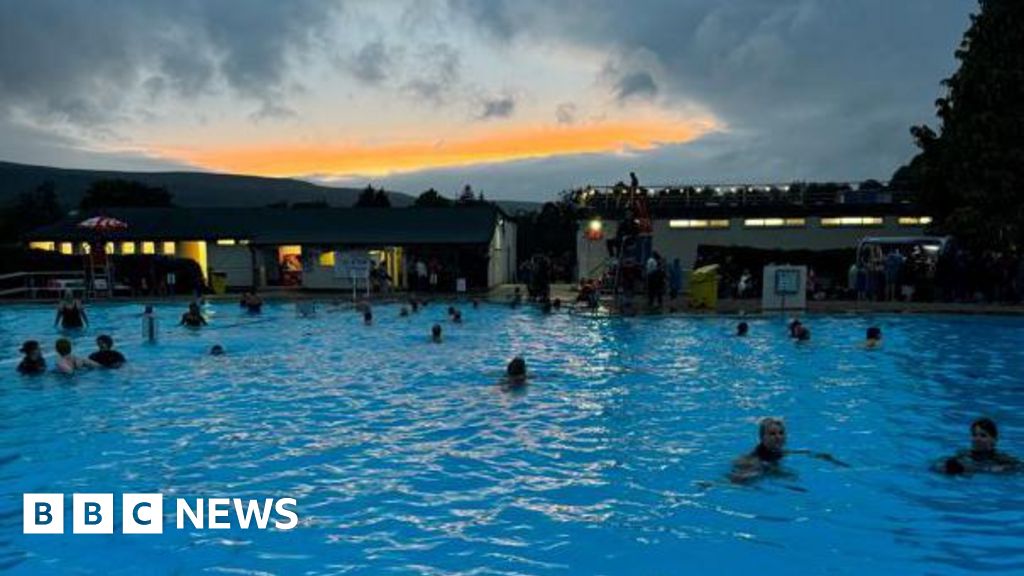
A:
[[166, 119, 720, 178]]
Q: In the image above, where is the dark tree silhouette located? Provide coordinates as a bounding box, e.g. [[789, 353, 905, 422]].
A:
[[354, 185, 391, 208], [80, 179, 174, 210], [414, 188, 453, 207], [0, 181, 64, 242], [904, 0, 1024, 250]]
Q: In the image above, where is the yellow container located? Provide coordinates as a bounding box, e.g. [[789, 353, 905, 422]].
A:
[[210, 272, 228, 295], [688, 264, 720, 309]]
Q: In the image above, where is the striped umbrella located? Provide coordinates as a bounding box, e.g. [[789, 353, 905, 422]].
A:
[[77, 216, 128, 231]]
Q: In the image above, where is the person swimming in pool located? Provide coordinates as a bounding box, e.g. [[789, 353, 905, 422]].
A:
[[431, 324, 443, 343], [788, 318, 802, 338], [737, 322, 749, 337], [939, 418, 1020, 475], [210, 344, 225, 356], [363, 310, 373, 325], [399, 306, 410, 317], [17, 340, 46, 375], [180, 302, 207, 328], [54, 292, 88, 330], [729, 417, 847, 484], [502, 356, 528, 389], [240, 291, 263, 313], [452, 310, 462, 323], [88, 335, 126, 368], [54, 338, 99, 374], [793, 324, 811, 342], [865, 326, 882, 349]]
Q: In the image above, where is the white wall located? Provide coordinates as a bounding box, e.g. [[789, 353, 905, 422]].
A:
[[488, 219, 517, 286], [208, 245, 253, 288], [577, 216, 927, 280]]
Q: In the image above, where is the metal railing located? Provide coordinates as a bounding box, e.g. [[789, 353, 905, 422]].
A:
[[0, 270, 87, 299]]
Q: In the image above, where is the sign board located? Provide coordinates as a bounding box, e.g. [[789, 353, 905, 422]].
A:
[[774, 269, 801, 296], [761, 265, 807, 311], [334, 251, 373, 279]]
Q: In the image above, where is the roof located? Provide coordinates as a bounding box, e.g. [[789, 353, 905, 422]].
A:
[[25, 206, 505, 245]]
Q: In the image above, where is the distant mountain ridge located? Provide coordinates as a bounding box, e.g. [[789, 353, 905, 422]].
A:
[[0, 160, 543, 213], [0, 160, 414, 208]]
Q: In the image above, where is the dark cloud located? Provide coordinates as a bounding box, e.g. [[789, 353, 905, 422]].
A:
[[348, 40, 394, 84], [615, 71, 658, 102], [477, 96, 516, 120], [402, 43, 461, 105], [0, 0, 343, 126], [555, 102, 577, 124], [447, 0, 976, 186]]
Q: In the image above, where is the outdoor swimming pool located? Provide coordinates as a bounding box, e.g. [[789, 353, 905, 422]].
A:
[[1, 301, 1023, 575]]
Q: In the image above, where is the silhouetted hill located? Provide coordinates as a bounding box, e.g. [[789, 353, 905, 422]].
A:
[[0, 161, 415, 208]]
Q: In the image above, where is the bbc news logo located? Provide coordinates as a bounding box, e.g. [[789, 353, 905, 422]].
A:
[[23, 494, 298, 534]]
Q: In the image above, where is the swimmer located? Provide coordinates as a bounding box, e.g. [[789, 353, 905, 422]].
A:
[[88, 335, 126, 368], [788, 318, 802, 338], [452, 310, 462, 323], [865, 326, 882, 349], [737, 321, 749, 337], [141, 305, 159, 342], [210, 344, 225, 356], [54, 338, 99, 374], [448, 306, 457, 318], [17, 340, 46, 375], [938, 417, 1020, 475], [399, 306, 410, 317], [730, 417, 846, 484], [502, 356, 528, 389], [793, 324, 811, 342], [363, 310, 373, 325], [54, 291, 88, 330], [240, 291, 263, 313], [511, 286, 522, 308], [410, 299, 420, 313], [180, 302, 207, 328], [431, 324, 443, 343]]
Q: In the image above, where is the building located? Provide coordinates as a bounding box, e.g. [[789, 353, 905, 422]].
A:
[[26, 205, 516, 291], [576, 184, 931, 282]]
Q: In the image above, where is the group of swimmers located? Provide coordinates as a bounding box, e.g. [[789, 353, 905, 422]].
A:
[[735, 318, 884, 349], [17, 335, 126, 375], [733, 416, 1019, 483]]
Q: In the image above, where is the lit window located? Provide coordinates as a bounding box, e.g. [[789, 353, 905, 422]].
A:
[[238, 239, 250, 245], [141, 242, 156, 254], [121, 242, 136, 255], [216, 239, 236, 246], [669, 219, 730, 229], [30, 241, 55, 251], [80, 242, 91, 254], [820, 217, 884, 227], [162, 242, 176, 255], [319, 251, 336, 266], [59, 242, 74, 255], [898, 216, 933, 226], [105, 242, 115, 255], [744, 218, 806, 228]]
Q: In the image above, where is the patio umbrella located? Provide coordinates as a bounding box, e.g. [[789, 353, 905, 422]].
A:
[[77, 216, 128, 232]]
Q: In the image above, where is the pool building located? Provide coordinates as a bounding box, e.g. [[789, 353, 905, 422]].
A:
[[576, 183, 932, 281], [25, 205, 516, 292]]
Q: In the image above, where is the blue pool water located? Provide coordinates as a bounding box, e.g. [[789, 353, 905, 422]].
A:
[[1, 301, 1023, 575]]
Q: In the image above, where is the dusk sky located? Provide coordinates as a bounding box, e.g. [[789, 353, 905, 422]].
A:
[[0, 1, 976, 201]]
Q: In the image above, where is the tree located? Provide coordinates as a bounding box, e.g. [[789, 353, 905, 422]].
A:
[[458, 184, 476, 203], [0, 181, 65, 242], [79, 179, 173, 209], [905, 0, 1024, 251], [414, 188, 452, 207], [354, 185, 391, 208]]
